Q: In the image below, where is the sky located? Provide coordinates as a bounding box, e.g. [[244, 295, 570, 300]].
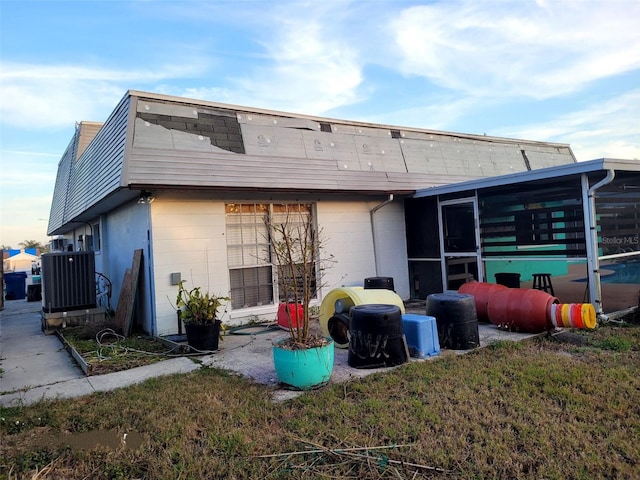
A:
[[1, 0, 639, 249]]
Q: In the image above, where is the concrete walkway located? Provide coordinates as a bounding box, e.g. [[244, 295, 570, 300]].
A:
[[0, 300, 199, 407], [1, 298, 539, 408]]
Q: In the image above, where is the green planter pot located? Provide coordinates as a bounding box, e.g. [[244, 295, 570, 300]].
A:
[[185, 321, 221, 351], [273, 338, 334, 390]]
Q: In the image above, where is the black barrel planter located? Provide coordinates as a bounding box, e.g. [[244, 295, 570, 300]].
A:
[[348, 304, 409, 369], [426, 293, 479, 350], [364, 276, 395, 291]]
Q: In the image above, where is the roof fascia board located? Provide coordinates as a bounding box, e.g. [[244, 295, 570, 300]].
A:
[[413, 158, 639, 198]]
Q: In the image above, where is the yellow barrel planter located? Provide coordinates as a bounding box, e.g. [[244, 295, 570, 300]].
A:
[[319, 287, 405, 348]]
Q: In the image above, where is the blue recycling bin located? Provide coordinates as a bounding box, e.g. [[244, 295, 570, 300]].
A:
[[4, 272, 27, 300]]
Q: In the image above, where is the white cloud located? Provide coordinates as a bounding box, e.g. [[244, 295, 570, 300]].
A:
[[0, 61, 210, 129], [497, 90, 640, 161], [358, 95, 481, 132], [140, 0, 367, 115], [229, 15, 364, 115], [390, 1, 640, 99]]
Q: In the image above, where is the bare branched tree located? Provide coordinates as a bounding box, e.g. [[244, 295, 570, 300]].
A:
[[266, 205, 333, 347]]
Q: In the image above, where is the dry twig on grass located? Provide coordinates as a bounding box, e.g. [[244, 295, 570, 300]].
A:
[[255, 437, 454, 477]]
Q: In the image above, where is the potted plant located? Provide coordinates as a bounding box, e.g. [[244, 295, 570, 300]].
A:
[[176, 280, 229, 352], [267, 206, 335, 389]]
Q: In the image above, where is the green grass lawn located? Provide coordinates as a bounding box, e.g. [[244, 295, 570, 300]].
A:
[[1, 324, 639, 479]]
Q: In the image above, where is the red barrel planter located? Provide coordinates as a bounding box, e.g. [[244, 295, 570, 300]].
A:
[[487, 288, 558, 333], [458, 281, 508, 322]]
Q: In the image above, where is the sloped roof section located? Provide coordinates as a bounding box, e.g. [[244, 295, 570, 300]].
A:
[[48, 89, 577, 234], [47, 98, 129, 235], [125, 91, 576, 193]]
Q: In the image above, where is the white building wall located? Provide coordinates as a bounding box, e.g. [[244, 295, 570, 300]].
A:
[[317, 200, 409, 300], [316, 201, 377, 291], [370, 200, 410, 300], [151, 197, 229, 336], [150, 196, 410, 336], [102, 200, 153, 333]]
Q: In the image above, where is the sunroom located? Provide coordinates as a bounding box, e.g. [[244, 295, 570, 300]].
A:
[[404, 158, 640, 319]]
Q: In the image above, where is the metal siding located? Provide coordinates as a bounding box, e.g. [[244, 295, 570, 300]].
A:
[[237, 111, 320, 130], [355, 137, 406, 173], [133, 119, 176, 150], [241, 124, 308, 158], [526, 146, 575, 169], [136, 101, 199, 118], [122, 92, 577, 196], [47, 135, 77, 234], [62, 96, 130, 222], [126, 148, 440, 193], [76, 122, 103, 159]]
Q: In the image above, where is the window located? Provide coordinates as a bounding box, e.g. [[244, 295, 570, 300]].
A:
[[225, 203, 315, 309], [51, 237, 67, 252]]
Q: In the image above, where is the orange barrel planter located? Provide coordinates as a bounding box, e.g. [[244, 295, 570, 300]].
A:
[[486, 288, 558, 333], [549, 303, 596, 330], [458, 281, 508, 322]]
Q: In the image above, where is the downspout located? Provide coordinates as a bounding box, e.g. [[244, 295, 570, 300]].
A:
[[582, 170, 615, 321], [370, 194, 394, 276]]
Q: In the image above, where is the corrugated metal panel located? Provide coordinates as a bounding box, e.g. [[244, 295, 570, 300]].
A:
[[355, 137, 406, 173], [133, 119, 176, 150], [241, 124, 308, 158], [306, 131, 361, 170], [351, 125, 395, 138], [62, 95, 130, 222], [525, 146, 575, 169], [300, 130, 338, 161], [401, 138, 449, 175], [237, 112, 320, 130], [136, 101, 199, 118]]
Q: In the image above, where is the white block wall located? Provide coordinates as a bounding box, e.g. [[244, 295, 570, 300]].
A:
[[150, 196, 410, 336], [151, 198, 229, 336]]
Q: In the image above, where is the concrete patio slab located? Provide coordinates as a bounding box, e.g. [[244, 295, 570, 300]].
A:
[[1, 297, 540, 407]]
